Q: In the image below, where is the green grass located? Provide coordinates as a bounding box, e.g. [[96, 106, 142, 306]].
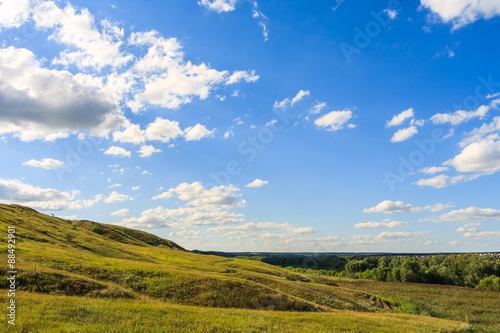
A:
[[1, 292, 469, 333], [330, 277, 500, 332], [0, 203, 482, 332]]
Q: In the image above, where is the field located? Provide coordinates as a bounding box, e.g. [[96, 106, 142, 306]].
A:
[[0, 204, 497, 332]]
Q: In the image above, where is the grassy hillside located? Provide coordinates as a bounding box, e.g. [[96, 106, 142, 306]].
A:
[[0, 204, 481, 332]]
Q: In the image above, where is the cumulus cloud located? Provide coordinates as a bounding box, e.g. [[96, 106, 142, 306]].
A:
[[374, 231, 430, 240], [390, 126, 418, 142], [414, 173, 482, 189], [420, 0, 500, 30], [315, 110, 354, 132], [0, 47, 125, 141], [420, 207, 500, 223], [127, 30, 256, 112], [0, 178, 101, 211], [363, 200, 453, 214], [152, 191, 174, 201], [459, 116, 500, 148], [418, 166, 449, 174], [104, 146, 131, 158], [274, 90, 311, 109], [354, 221, 409, 229], [430, 105, 490, 125], [351, 231, 430, 245], [245, 179, 269, 188], [208, 222, 290, 233], [0, 2, 259, 143], [32, 1, 133, 69], [463, 231, 500, 239], [119, 182, 247, 229], [184, 124, 215, 141], [386, 108, 414, 127], [383, 9, 398, 20], [308, 102, 327, 116], [104, 191, 131, 203], [0, 0, 31, 29], [225, 70, 259, 85], [110, 208, 129, 216], [23, 158, 65, 170], [120, 205, 245, 228], [138, 145, 161, 158], [198, 0, 237, 13], [291, 90, 310, 106], [444, 140, 500, 174]]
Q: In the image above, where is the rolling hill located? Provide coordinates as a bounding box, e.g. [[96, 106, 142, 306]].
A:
[[0, 203, 480, 332]]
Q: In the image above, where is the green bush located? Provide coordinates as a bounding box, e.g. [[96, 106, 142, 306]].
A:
[[477, 275, 500, 291]]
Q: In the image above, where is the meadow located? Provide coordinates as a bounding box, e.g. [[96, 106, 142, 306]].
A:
[[0, 204, 497, 332]]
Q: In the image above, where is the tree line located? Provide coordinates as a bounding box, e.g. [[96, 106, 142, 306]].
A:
[[260, 254, 500, 291]]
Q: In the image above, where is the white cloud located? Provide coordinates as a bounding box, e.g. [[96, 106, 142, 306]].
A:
[[110, 208, 129, 216], [374, 231, 430, 240], [0, 47, 125, 141], [104, 191, 131, 203], [420, 0, 500, 30], [418, 166, 449, 174], [309, 102, 327, 115], [430, 105, 489, 125], [274, 90, 310, 109], [0, 0, 31, 29], [120, 182, 246, 229], [170, 182, 244, 208], [104, 146, 131, 158], [245, 179, 269, 188], [414, 174, 482, 188], [354, 221, 409, 229], [291, 90, 310, 106], [386, 108, 414, 127], [131, 186, 140, 191], [32, 1, 133, 69], [184, 124, 215, 141], [152, 191, 174, 201], [444, 140, 500, 174], [23, 158, 65, 170], [421, 207, 500, 223], [383, 9, 398, 20], [138, 145, 161, 158], [459, 116, 500, 147], [288, 227, 317, 234], [0, 178, 98, 211], [107, 183, 122, 188], [423, 240, 438, 246], [127, 30, 253, 112], [315, 110, 354, 132], [463, 231, 500, 239], [224, 129, 234, 139], [208, 222, 290, 233], [390, 126, 418, 142], [363, 200, 453, 214], [225, 70, 259, 85], [120, 205, 245, 229], [198, 0, 237, 13]]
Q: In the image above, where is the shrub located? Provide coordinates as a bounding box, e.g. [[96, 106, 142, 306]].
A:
[[477, 275, 500, 291]]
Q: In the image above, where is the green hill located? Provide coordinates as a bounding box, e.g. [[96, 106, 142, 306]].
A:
[[0, 204, 479, 332]]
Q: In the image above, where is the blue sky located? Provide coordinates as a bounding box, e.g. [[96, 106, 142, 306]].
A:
[[1, 0, 500, 252]]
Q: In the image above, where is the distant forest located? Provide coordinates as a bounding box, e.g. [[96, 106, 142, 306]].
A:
[[254, 254, 500, 291]]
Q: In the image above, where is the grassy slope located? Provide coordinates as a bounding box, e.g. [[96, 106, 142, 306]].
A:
[[0, 204, 472, 332]]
